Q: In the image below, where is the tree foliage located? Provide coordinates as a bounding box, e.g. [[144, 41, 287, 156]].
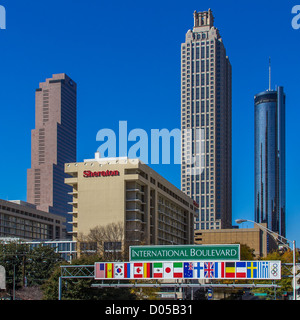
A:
[[0, 240, 62, 292], [240, 243, 255, 260], [42, 255, 137, 300], [251, 249, 299, 299]]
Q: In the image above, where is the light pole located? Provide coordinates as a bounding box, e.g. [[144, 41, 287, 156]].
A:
[[235, 218, 297, 300]]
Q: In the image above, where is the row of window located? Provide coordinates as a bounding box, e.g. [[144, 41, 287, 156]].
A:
[[0, 213, 53, 240]]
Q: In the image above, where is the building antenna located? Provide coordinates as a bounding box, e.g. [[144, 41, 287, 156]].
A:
[[269, 57, 271, 91]]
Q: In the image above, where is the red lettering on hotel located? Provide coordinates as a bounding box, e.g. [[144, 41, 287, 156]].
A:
[[193, 200, 199, 208], [83, 170, 120, 178]]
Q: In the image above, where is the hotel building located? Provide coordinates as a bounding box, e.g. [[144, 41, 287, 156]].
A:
[[181, 10, 232, 231], [65, 153, 197, 249], [27, 73, 77, 233]]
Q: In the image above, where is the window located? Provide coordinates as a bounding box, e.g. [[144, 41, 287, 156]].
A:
[[104, 242, 122, 252]]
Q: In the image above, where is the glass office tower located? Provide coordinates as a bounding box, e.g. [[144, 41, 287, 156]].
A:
[[254, 86, 286, 237]]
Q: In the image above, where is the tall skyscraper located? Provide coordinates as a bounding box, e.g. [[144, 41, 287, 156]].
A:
[[254, 86, 286, 237], [181, 9, 232, 231], [27, 73, 77, 234]]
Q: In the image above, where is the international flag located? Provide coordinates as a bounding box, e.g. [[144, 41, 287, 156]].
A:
[[173, 262, 183, 278], [269, 262, 280, 279], [193, 262, 204, 278], [236, 262, 246, 278], [163, 262, 173, 279], [133, 263, 143, 278], [258, 261, 269, 279], [153, 263, 163, 278], [225, 262, 235, 278], [247, 262, 258, 279], [184, 262, 194, 278], [105, 263, 114, 278], [143, 263, 153, 278], [214, 262, 224, 279], [95, 263, 105, 279], [214, 261, 219, 278], [124, 262, 131, 279], [204, 262, 216, 278], [114, 263, 124, 279]]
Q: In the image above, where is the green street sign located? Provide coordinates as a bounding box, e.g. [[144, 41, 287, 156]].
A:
[[129, 244, 240, 262]]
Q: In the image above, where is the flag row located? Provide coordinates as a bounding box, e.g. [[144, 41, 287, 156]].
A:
[[94, 260, 281, 280]]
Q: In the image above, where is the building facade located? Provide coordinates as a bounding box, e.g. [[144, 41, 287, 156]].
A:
[[0, 199, 66, 240], [194, 223, 273, 258], [26, 240, 77, 262], [254, 86, 286, 237], [27, 73, 77, 233], [65, 153, 197, 249], [181, 10, 232, 231]]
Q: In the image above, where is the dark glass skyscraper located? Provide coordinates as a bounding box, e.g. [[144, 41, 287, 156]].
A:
[[254, 86, 286, 237]]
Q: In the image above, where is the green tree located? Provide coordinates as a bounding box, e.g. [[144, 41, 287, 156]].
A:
[[252, 249, 298, 299], [0, 241, 30, 290], [0, 241, 63, 293], [240, 243, 255, 260], [25, 245, 62, 286], [42, 254, 137, 300], [41, 260, 64, 300]]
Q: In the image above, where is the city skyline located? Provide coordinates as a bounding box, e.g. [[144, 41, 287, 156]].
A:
[[0, 0, 300, 245]]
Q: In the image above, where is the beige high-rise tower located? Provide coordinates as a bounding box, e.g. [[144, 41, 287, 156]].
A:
[[27, 73, 77, 234], [181, 10, 232, 231]]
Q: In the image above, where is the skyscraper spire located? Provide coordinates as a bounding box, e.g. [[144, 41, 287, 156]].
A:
[[269, 57, 271, 91]]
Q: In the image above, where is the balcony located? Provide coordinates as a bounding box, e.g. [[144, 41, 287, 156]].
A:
[[68, 201, 78, 206], [68, 191, 78, 195], [126, 188, 144, 194], [65, 177, 78, 186], [126, 198, 145, 205]]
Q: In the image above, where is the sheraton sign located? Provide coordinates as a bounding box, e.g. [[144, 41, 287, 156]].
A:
[[83, 170, 120, 178]]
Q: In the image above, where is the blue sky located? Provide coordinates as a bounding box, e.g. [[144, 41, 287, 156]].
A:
[[0, 0, 299, 246]]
